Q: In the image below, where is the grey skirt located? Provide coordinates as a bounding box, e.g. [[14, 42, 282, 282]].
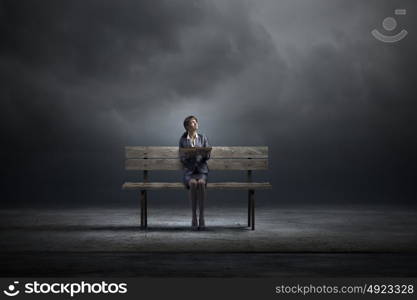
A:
[[183, 172, 208, 190]]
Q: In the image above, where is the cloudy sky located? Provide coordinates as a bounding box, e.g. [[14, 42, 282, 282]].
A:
[[1, 0, 416, 207]]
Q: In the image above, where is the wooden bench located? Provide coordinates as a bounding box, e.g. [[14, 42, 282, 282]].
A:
[[122, 146, 272, 230]]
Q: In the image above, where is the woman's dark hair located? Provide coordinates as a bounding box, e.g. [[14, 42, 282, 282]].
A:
[[183, 115, 198, 130]]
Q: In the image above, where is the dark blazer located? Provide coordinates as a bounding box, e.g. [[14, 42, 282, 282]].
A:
[[179, 131, 210, 174]]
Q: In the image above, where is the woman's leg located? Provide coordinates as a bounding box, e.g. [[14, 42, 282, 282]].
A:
[[189, 179, 198, 228], [197, 178, 207, 228]]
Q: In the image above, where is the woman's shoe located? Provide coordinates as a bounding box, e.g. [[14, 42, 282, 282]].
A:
[[198, 218, 205, 230]]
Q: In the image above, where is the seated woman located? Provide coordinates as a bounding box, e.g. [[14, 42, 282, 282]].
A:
[[179, 115, 211, 230]]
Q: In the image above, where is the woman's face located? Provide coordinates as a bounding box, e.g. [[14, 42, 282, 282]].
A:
[[188, 118, 198, 131]]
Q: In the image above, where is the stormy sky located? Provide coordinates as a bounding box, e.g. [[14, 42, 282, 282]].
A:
[[1, 0, 416, 207]]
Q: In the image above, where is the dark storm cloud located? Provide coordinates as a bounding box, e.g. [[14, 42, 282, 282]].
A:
[[1, 0, 416, 206], [1, 0, 196, 149], [1, 0, 274, 151]]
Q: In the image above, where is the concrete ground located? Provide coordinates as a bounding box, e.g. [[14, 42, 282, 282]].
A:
[[1, 205, 416, 276]]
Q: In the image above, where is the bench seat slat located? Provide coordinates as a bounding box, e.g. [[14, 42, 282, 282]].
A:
[[122, 182, 272, 190], [125, 158, 268, 170], [126, 146, 268, 159]]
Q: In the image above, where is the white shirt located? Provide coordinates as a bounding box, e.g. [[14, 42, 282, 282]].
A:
[[186, 131, 198, 147]]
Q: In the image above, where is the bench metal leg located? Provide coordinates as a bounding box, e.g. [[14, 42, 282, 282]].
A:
[[140, 190, 146, 229], [248, 190, 251, 227], [250, 190, 255, 230], [144, 190, 148, 228]]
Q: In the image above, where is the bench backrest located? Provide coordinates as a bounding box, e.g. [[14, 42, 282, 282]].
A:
[[125, 146, 268, 171]]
